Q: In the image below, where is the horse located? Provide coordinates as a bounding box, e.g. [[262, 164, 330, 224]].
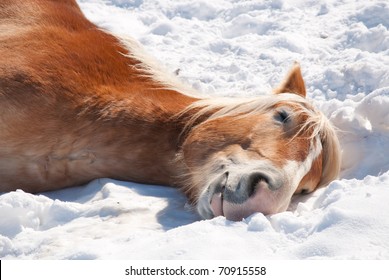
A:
[[0, 0, 341, 221]]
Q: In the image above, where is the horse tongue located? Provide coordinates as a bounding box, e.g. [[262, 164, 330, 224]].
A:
[[210, 193, 223, 217]]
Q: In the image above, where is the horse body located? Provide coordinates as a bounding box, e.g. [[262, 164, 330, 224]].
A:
[[0, 0, 341, 221], [0, 0, 197, 192]]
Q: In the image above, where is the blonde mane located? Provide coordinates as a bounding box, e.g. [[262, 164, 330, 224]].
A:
[[117, 34, 202, 98]]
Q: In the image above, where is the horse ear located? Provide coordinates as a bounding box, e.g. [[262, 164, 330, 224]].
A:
[[273, 62, 306, 98]]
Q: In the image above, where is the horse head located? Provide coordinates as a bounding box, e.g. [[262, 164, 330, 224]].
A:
[[180, 64, 341, 221]]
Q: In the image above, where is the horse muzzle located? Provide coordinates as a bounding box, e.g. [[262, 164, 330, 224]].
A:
[[203, 168, 287, 221]]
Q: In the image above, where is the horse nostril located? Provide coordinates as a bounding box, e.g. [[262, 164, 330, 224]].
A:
[[221, 171, 229, 188], [224, 172, 270, 204], [210, 171, 229, 193], [246, 172, 269, 197]]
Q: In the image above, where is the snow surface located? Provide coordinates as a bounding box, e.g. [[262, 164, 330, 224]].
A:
[[1, 0, 389, 259]]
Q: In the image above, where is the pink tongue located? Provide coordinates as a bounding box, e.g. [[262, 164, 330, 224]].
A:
[[210, 193, 223, 217]]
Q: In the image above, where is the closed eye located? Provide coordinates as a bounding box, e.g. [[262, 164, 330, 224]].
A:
[[275, 109, 290, 123]]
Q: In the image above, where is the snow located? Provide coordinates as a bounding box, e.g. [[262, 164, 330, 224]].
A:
[[1, 0, 389, 259]]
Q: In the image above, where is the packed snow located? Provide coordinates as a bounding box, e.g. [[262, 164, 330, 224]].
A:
[[1, 0, 389, 259]]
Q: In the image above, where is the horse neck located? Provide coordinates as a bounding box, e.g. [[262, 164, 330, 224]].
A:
[[83, 86, 199, 187]]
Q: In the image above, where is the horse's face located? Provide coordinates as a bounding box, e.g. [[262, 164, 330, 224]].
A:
[[183, 97, 323, 220], [181, 64, 339, 221]]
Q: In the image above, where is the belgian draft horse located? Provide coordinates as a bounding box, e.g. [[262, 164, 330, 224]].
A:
[[0, 0, 341, 221]]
